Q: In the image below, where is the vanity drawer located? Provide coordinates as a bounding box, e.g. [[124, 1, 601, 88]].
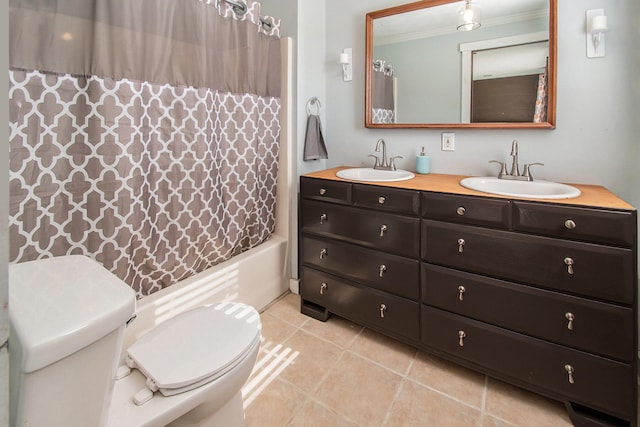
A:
[[421, 306, 634, 419], [421, 192, 510, 229], [353, 184, 420, 216], [302, 200, 420, 258], [513, 201, 636, 247], [300, 177, 352, 205], [302, 236, 419, 299], [422, 264, 634, 362], [301, 267, 419, 341], [422, 220, 635, 305]]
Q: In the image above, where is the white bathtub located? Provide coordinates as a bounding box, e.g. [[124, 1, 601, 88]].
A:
[[121, 235, 289, 350]]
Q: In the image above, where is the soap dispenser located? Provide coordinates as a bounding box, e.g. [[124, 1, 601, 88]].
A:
[[416, 146, 430, 174]]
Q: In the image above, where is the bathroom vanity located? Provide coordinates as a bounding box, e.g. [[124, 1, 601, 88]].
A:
[[299, 167, 637, 427]]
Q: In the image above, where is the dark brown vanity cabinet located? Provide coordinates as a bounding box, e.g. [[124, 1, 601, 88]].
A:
[[300, 177, 638, 426]]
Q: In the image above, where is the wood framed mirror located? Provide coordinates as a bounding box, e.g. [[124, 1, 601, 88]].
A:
[[365, 0, 557, 129]]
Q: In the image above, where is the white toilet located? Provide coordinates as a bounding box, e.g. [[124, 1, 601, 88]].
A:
[[9, 255, 262, 427]]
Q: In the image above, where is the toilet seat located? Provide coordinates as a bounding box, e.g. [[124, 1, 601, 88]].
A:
[[124, 302, 261, 404]]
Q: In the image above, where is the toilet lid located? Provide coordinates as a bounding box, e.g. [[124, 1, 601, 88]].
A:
[[126, 302, 261, 392]]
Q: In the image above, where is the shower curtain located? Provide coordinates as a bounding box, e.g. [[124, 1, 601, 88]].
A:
[[8, 0, 282, 297], [372, 60, 395, 124], [533, 59, 549, 123]]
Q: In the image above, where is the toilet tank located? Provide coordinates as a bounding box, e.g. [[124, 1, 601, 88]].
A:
[[9, 255, 136, 427]]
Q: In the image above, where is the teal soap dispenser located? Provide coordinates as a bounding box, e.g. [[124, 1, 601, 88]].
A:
[[416, 146, 430, 174]]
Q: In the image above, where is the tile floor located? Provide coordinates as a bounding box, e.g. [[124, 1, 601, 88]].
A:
[[241, 292, 576, 427]]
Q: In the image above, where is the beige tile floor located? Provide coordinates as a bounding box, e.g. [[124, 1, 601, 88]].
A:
[[242, 292, 574, 427]]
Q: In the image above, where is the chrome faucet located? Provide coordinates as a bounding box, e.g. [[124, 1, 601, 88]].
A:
[[369, 138, 402, 171], [489, 140, 544, 181]]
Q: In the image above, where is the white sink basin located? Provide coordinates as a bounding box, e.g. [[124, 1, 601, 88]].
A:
[[460, 177, 581, 199], [336, 168, 415, 182]]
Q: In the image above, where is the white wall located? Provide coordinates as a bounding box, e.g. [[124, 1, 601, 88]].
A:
[[323, 0, 639, 211]]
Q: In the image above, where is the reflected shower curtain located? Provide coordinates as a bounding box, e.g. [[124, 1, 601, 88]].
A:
[[372, 60, 395, 124], [533, 60, 548, 123], [9, 0, 282, 297]]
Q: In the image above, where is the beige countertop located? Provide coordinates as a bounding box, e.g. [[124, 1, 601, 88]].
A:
[[303, 167, 636, 211]]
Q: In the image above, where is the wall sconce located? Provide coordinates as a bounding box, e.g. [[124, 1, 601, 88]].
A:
[[339, 48, 352, 82], [457, 0, 481, 32], [586, 9, 608, 58]]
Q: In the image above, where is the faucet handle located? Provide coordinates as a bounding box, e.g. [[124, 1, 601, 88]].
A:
[[522, 163, 544, 181], [368, 154, 380, 168], [488, 160, 507, 179], [389, 156, 403, 171]]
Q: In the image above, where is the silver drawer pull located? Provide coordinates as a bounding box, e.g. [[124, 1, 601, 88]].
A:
[[564, 257, 574, 275], [564, 219, 576, 230], [319, 188, 327, 196], [565, 312, 574, 330], [320, 282, 327, 295], [378, 196, 386, 204], [380, 303, 387, 318], [456, 206, 466, 216], [564, 364, 575, 384], [458, 330, 466, 347], [320, 213, 327, 224], [458, 285, 466, 301], [380, 224, 388, 237], [320, 248, 327, 260], [458, 238, 465, 253], [379, 264, 387, 278]]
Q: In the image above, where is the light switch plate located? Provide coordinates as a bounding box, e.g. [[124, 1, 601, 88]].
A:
[[442, 132, 455, 151]]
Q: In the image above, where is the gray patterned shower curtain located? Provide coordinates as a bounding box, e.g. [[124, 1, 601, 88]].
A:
[[8, 0, 282, 297]]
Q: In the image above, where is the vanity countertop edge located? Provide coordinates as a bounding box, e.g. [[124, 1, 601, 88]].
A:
[[302, 167, 636, 211]]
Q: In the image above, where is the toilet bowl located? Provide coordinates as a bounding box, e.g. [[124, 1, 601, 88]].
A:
[[9, 255, 261, 427]]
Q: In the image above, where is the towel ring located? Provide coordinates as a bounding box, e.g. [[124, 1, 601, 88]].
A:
[[306, 97, 321, 116]]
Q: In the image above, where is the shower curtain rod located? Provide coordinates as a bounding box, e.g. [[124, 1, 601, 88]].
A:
[[222, 0, 273, 30]]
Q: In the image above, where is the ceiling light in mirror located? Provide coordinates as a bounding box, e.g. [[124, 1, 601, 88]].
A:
[[457, 0, 482, 31]]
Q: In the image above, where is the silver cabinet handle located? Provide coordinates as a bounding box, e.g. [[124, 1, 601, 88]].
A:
[[380, 303, 387, 318], [379, 264, 387, 278], [564, 257, 574, 275], [456, 206, 466, 216], [564, 219, 576, 230], [320, 248, 327, 260], [380, 224, 388, 237], [565, 312, 574, 330], [378, 196, 386, 204], [458, 330, 466, 347], [319, 188, 326, 196], [320, 282, 327, 295], [458, 285, 466, 301], [458, 238, 465, 253], [564, 364, 575, 384], [320, 213, 327, 224]]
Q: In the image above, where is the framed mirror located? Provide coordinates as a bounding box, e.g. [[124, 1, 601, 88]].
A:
[[365, 0, 557, 129]]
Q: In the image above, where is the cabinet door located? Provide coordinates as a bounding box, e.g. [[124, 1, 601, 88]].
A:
[[513, 202, 636, 247], [422, 220, 635, 305], [301, 267, 419, 341], [422, 192, 510, 229], [302, 236, 419, 299], [353, 184, 420, 216], [302, 200, 420, 258], [300, 177, 352, 205], [422, 264, 635, 362], [422, 306, 634, 420]]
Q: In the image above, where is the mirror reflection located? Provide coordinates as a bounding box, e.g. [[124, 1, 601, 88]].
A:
[[366, 0, 556, 128]]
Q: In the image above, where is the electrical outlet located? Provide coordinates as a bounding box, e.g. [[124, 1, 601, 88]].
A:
[[442, 132, 455, 151]]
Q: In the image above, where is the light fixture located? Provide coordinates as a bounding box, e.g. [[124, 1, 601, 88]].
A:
[[586, 9, 608, 58], [338, 48, 352, 82], [457, 0, 481, 32]]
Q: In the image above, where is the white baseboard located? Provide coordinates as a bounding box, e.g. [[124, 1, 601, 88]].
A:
[[289, 278, 300, 294]]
